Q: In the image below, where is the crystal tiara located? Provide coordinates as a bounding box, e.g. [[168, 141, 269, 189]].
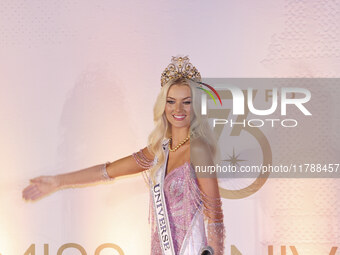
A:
[[160, 55, 201, 86]]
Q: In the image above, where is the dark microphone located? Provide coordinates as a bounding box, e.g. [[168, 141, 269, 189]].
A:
[[200, 246, 214, 255]]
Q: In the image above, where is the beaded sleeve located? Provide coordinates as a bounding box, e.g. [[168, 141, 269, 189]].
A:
[[186, 170, 226, 255], [133, 149, 156, 230], [133, 149, 154, 169], [132, 149, 156, 186]]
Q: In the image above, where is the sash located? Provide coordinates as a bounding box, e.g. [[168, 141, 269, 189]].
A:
[[151, 140, 176, 255]]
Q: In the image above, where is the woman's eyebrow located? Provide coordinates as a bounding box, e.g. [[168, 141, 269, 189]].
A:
[[167, 96, 192, 100]]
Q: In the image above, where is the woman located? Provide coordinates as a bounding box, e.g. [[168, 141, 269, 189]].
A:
[[22, 56, 225, 255]]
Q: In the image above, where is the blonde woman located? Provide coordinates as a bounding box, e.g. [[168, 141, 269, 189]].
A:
[[22, 56, 225, 255]]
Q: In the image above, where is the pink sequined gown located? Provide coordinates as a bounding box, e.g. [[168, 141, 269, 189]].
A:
[[149, 162, 208, 254]]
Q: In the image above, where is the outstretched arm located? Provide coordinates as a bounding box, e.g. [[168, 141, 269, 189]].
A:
[[106, 147, 154, 179], [58, 147, 154, 187], [22, 147, 154, 201]]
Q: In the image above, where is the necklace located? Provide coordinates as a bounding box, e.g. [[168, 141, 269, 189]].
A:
[[168, 134, 190, 152]]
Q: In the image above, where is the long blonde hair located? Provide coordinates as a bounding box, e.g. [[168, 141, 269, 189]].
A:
[[147, 78, 218, 185]]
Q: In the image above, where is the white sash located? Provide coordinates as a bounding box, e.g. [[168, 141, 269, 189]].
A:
[[151, 140, 176, 255]]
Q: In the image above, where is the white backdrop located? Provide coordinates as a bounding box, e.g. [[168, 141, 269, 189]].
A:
[[1, 0, 339, 254]]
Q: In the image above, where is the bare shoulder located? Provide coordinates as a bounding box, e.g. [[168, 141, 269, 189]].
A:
[[190, 137, 214, 167], [191, 137, 218, 182]]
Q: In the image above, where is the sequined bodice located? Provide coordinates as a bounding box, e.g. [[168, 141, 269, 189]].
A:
[[150, 162, 206, 254]]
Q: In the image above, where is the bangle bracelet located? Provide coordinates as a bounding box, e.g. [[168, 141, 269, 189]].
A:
[[101, 161, 114, 181]]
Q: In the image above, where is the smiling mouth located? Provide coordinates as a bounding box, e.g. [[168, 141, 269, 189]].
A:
[[173, 115, 186, 121]]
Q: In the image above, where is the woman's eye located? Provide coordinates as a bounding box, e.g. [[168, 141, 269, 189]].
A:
[[183, 101, 191, 105], [167, 100, 175, 104]]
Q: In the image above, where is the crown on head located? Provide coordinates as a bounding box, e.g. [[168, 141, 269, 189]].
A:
[[161, 55, 201, 86]]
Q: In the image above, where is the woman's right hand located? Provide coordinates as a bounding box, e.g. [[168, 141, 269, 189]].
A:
[[22, 175, 61, 201]]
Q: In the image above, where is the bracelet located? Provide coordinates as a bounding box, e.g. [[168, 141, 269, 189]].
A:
[[101, 161, 114, 181]]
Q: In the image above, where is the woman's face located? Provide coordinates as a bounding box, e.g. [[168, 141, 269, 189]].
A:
[[165, 84, 192, 129]]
